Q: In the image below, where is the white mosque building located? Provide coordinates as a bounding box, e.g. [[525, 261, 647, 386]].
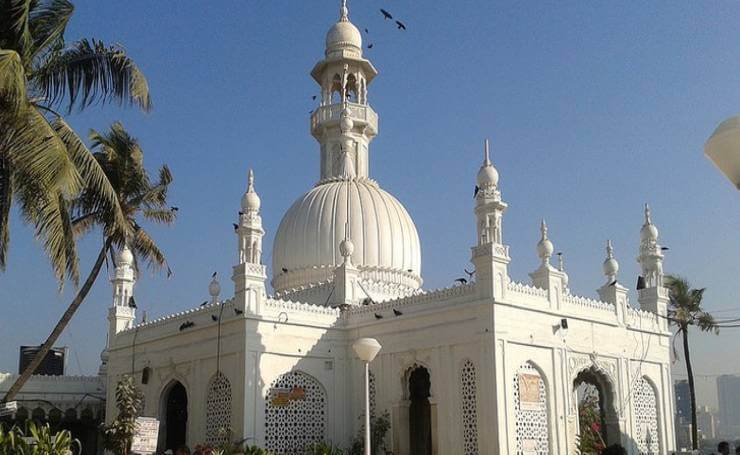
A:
[[102, 2, 676, 454]]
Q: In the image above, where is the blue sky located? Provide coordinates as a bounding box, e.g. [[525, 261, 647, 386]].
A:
[[1, 0, 740, 408]]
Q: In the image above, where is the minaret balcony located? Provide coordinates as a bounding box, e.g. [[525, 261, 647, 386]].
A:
[[311, 102, 378, 138]]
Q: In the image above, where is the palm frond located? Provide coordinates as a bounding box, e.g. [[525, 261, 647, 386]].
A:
[[53, 117, 129, 238], [0, 49, 27, 111], [0, 0, 33, 58], [28, 0, 74, 61], [31, 38, 151, 113], [131, 227, 167, 272], [141, 208, 175, 225]]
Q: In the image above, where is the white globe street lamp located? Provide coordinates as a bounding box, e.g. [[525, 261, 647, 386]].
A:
[[705, 115, 740, 190], [352, 337, 382, 455]]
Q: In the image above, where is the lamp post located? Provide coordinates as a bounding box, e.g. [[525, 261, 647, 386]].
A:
[[705, 115, 740, 190], [352, 337, 382, 455]]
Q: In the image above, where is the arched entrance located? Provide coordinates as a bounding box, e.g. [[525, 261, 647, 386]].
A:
[[161, 381, 188, 450], [574, 368, 620, 450], [409, 366, 432, 455]]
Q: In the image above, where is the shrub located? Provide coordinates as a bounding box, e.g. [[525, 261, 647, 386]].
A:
[[348, 411, 391, 455]]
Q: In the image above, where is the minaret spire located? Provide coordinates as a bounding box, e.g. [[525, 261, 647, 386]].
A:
[[340, 0, 349, 21]]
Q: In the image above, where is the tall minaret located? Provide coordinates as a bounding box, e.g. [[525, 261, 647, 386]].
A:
[[102, 243, 136, 375], [310, 0, 378, 181], [471, 139, 511, 300], [233, 169, 267, 314], [637, 204, 669, 330]]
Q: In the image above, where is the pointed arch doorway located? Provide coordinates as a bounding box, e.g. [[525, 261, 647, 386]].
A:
[[408, 366, 432, 455], [160, 381, 188, 450]]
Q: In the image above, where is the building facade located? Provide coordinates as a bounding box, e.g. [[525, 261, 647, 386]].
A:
[[717, 375, 740, 438], [103, 2, 676, 454]]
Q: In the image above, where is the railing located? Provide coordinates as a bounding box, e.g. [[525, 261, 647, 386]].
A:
[[310, 102, 378, 132]]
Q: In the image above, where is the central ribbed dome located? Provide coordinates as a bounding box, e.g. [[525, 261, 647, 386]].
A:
[[272, 178, 421, 294]]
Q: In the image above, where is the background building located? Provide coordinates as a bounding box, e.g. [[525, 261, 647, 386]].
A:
[[717, 374, 740, 438], [18, 346, 67, 376]]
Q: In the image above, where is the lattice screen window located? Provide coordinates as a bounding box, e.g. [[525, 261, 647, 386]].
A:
[[205, 372, 232, 446], [513, 362, 549, 455], [633, 376, 660, 454], [460, 360, 479, 455], [265, 370, 327, 454], [369, 370, 377, 418]]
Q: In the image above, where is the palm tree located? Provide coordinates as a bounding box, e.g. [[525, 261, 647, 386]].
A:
[[3, 122, 174, 402], [664, 275, 718, 451], [1, 0, 151, 284]]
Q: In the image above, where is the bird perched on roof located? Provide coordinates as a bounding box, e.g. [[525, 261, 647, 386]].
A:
[[200, 300, 208, 307], [393, 308, 403, 316], [232, 223, 239, 231], [129, 296, 137, 309], [282, 267, 289, 273], [395, 20, 406, 30], [374, 313, 383, 319], [454, 278, 468, 285], [474, 185, 480, 198], [179, 321, 194, 331], [211, 315, 219, 322], [380, 8, 392, 19], [234, 308, 243, 315]]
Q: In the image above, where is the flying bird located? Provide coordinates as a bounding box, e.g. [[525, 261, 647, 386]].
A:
[[367, 43, 374, 49], [312, 95, 317, 100], [232, 223, 239, 231], [380, 8, 392, 20], [395, 20, 406, 30], [211, 315, 219, 322], [454, 278, 468, 285], [364, 28, 369, 33], [393, 308, 403, 316], [474, 185, 480, 198], [129, 296, 137, 309], [212, 271, 217, 278], [660, 246, 670, 251], [374, 313, 383, 319], [200, 300, 208, 307], [361, 297, 373, 306], [234, 308, 244, 315], [170, 206, 179, 212], [464, 269, 476, 280]]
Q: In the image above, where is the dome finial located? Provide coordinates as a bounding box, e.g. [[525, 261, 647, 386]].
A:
[[537, 218, 554, 264], [340, 0, 349, 22], [247, 168, 255, 192], [484, 138, 491, 166], [644, 203, 652, 225], [603, 239, 619, 283]]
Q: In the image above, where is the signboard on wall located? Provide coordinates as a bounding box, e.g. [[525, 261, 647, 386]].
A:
[[269, 386, 306, 407], [131, 417, 159, 454], [518, 373, 541, 410]]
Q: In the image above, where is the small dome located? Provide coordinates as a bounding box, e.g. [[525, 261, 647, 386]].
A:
[[241, 169, 261, 212], [603, 257, 619, 277], [326, 20, 362, 56], [640, 223, 658, 242], [208, 277, 221, 297], [537, 237, 554, 260], [116, 245, 133, 266], [241, 191, 261, 212], [477, 165, 499, 188]]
